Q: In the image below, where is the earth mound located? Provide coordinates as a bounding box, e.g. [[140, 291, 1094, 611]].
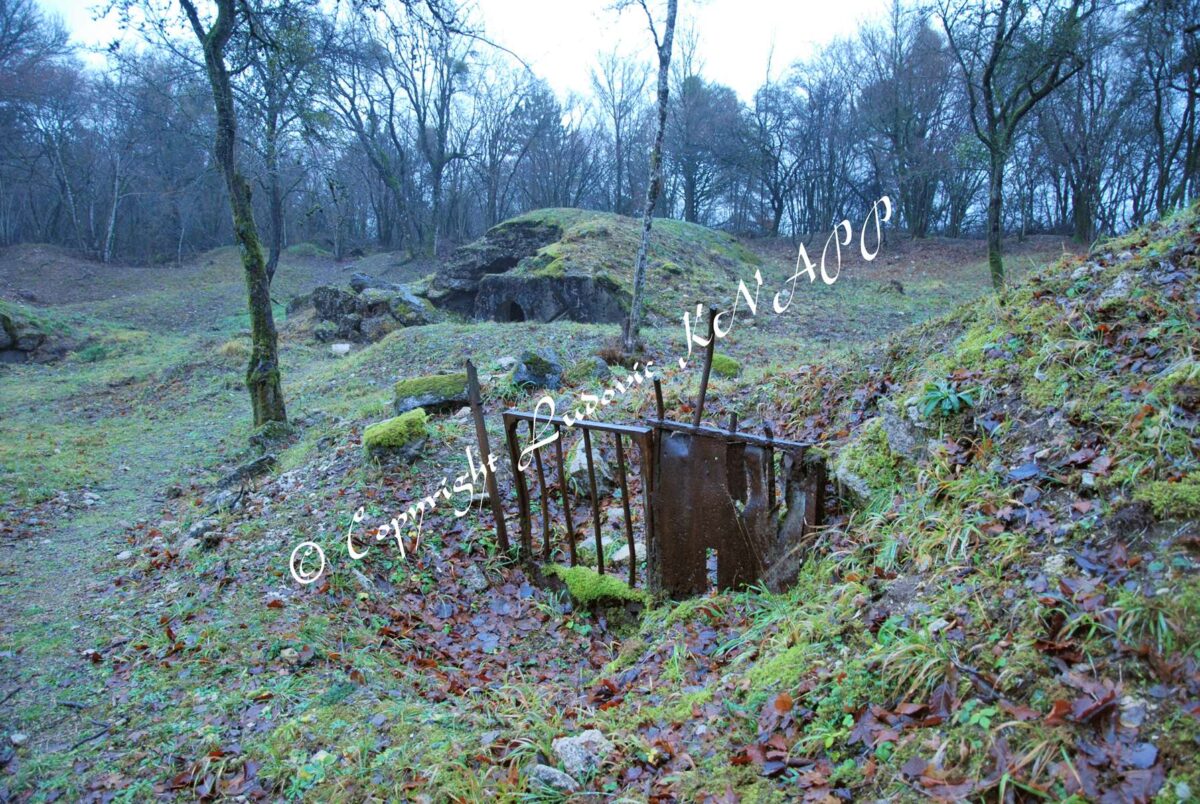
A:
[[426, 208, 762, 323]]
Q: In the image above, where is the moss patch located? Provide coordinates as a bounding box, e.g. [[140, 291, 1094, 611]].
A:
[[363, 408, 429, 451], [393, 373, 467, 400], [1134, 474, 1200, 519], [543, 564, 650, 607], [710, 352, 741, 378]]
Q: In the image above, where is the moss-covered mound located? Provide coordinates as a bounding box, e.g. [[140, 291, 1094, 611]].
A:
[[362, 408, 429, 459], [543, 564, 650, 607], [428, 208, 762, 323], [709, 203, 1200, 800], [392, 373, 468, 415], [710, 352, 740, 378]]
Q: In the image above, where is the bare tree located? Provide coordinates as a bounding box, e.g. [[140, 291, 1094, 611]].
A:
[[179, 0, 286, 425], [939, 0, 1094, 290], [622, 0, 677, 354], [591, 48, 648, 215]]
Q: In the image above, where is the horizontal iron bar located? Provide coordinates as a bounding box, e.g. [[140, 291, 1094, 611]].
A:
[[503, 409, 654, 438], [647, 418, 813, 450]]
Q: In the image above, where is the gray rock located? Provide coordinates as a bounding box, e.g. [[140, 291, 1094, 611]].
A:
[[474, 274, 628, 324], [116, 550, 134, 561], [567, 438, 615, 500], [285, 293, 312, 316], [393, 374, 469, 416], [552, 729, 612, 779], [350, 272, 399, 293], [879, 398, 933, 461], [203, 487, 242, 512], [568, 356, 612, 385], [512, 349, 563, 390], [360, 314, 398, 342], [185, 517, 219, 542], [461, 563, 489, 592], [312, 286, 359, 320], [1099, 272, 1133, 305], [426, 218, 629, 323], [330, 343, 352, 357], [528, 763, 579, 792], [312, 281, 432, 343], [217, 454, 276, 489]]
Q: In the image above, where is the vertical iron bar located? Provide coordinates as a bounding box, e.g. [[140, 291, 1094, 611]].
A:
[[528, 420, 551, 562], [764, 423, 776, 513], [503, 414, 532, 560], [654, 378, 664, 421], [692, 307, 717, 429], [614, 434, 635, 587], [638, 431, 656, 593], [465, 360, 508, 553], [582, 428, 604, 575], [553, 424, 577, 566], [728, 412, 738, 434], [803, 448, 826, 535]]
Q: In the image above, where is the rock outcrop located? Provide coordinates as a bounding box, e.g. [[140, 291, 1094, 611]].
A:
[[426, 214, 630, 324], [301, 274, 434, 343], [0, 307, 72, 363]]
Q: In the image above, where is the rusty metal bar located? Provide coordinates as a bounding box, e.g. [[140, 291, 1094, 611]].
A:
[[581, 428, 604, 575], [501, 412, 532, 560], [654, 378, 664, 421], [803, 449, 825, 535], [553, 424, 577, 567], [502, 409, 652, 439], [648, 418, 811, 450], [692, 307, 717, 429], [613, 433, 635, 587], [728, 412, 738, 434], [765, 424, 776, 513], [528, 420, 551, 561], [465, 360, 509, 554], [637, 430, 656, 592]]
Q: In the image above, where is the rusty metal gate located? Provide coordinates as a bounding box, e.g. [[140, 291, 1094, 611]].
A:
[[464, 313, 826, 598]]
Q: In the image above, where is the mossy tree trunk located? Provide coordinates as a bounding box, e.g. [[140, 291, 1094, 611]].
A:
[[986, 152, 1005, 292], [180, 0, 286, 426], [623, 0, 677, 354], [940, 0, 1092, 296]]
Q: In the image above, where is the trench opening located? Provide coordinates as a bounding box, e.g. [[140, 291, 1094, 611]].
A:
[[497, 299, 526, 322]]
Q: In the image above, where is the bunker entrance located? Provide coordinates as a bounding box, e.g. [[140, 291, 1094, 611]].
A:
[[464, 309, 829, 599], [497, 300, 526, 322]]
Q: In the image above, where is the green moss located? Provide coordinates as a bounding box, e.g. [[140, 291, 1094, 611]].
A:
[[392, 373, 467, 401], [543, 564, 650, 606], [285, 242, 331, 258], [746, 643, 812, 691], [1134, 474, 1200, 519], [362, 408, 429, 451], [836, 418, 902, 502], [710, 353, 740, 378]]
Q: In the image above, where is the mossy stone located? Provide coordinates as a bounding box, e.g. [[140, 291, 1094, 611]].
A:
[[392, 373, 469, 415], [543, 564, 650, 607], [710, 353, 741, 378], [363, 408, 429, 460], [1134, 475, 1200, 519]]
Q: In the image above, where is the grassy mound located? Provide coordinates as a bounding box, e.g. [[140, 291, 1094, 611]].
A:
[[484, 208, 762, 317], [682, 202, 1200, 799]]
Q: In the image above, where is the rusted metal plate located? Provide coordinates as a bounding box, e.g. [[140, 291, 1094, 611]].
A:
[[654, 430, 779, 597]]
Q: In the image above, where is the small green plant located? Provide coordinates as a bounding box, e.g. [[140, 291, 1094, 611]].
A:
[[920, 379, 977, 416]]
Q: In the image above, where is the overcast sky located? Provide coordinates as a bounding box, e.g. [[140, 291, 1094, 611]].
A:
[[39, 0, 890, 101]]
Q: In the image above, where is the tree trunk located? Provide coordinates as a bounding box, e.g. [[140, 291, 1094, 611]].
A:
[[623, 0, 678, 353], [987, 153, 1005, 292], [182, 0, 286, 427], [265, 137, 284, 281]]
